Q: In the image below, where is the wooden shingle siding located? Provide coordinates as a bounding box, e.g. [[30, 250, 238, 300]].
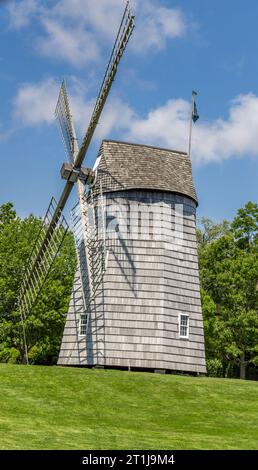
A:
[[58, 187, 206, 373], [58, 141, 206, 373]]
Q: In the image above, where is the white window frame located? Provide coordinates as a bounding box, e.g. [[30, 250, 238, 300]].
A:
[[178, 313, 189, 339], [79, 313, 88, 336]]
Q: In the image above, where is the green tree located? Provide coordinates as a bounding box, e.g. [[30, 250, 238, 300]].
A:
[[199, 202, 258, 379], [197, 217, 230, 249], [0, 202, 16, 226], [231, 201, 258, 249], [0, 203, 76, 364]]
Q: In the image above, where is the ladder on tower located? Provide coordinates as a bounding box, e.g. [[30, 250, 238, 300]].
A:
[[71, 185, 107, 362]]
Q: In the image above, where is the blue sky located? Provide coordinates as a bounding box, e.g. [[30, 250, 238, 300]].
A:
[[0, 0, 257, 223]]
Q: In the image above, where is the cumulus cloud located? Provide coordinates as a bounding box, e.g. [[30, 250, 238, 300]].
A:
[[127, 98, 189, 151], [13, 77, 95, 132], [192, 93, 258, 163], [39, 17, 100, 66], [7, 0, 40, 29], [53, 0, 125, 40], [13, 78, 60, 125], [131, 0, 186, 52], [127, 93, 258, 164], [12, 77, 258, 165], [7, 0, 188, 65], [12, 77, 135, 143], [95, 97, 136, 139]]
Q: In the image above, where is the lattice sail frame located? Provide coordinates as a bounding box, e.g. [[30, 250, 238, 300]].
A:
[[71, 200, 90, 312], [55, 80, 77, 164], [17, 197, 68, 361], [77, 2, 134, 168], [16, 1, 135, 363], [71, 186, 107, 316]]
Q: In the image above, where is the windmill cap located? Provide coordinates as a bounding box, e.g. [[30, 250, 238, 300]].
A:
[[92, 139, 198, 205]]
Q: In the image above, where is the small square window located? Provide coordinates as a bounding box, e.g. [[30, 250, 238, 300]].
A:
[[179, 314, 189, 338], [79, 314, 88, 336]]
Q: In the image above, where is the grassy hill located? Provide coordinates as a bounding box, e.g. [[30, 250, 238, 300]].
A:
[[0, 363, 257, 450]]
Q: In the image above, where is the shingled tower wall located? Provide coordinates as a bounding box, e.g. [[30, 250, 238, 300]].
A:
[[58, 141, 206, 374]]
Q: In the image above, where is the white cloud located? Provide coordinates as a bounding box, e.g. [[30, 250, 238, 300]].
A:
[[7, 0, 188, 65], [193, 93, 258, 163], [39, 17, 100, 66], [95, 97, 136, 139], [7, 0, 40, 29], [131, 0, 186, 52], [127, 98, 189, 151], [11, 77, 134, 143], [68, 94, 94, 136], [54, 0, 125, 40], [127, 93, 258, 164], [53, 0, 187, 51], [13, 78, 60, 125], [12, 77, 258, 165]]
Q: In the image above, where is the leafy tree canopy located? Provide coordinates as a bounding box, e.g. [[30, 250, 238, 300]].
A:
[[0, 202, 16, 226], [199, 202, 258, 379], [0, 203, 76, 364], [0, 200, 257, 378], [231, 201, 258, 249]]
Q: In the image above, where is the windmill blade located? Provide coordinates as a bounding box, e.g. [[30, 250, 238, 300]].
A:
[[55, 80, 78, 163], [74, 1, 135, 169], [25, 0, 134, 247], [52, 0, 135, 213], [16, 1, 135, 362], [17, 196, 68, 325], [71, 201, 90, 310], [18, 0, 134, 300]]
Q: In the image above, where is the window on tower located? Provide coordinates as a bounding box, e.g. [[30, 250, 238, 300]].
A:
[[179, 314, 189, 339], [79, 314, 88, 336], [149, 211, 153, 239]]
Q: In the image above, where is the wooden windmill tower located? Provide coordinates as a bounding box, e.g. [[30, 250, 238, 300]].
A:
[[17, 2, 206, 374]]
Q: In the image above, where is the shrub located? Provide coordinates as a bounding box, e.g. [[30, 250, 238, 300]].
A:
[[0, 346, 21, 364], [206, 358, 224, 377]]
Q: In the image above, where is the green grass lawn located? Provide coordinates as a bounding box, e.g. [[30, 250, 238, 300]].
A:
[[0, 363, 257, 450]]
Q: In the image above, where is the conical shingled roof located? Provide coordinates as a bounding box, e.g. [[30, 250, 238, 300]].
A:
[[93, 140, 198, 204]]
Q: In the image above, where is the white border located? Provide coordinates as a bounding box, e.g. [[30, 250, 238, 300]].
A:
[[178, 313, 189, 339], [79, 313, 88, 337]]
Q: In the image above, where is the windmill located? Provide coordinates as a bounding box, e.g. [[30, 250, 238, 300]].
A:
[[17, 1, 206, 375], [16, 1, 135, 365]]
